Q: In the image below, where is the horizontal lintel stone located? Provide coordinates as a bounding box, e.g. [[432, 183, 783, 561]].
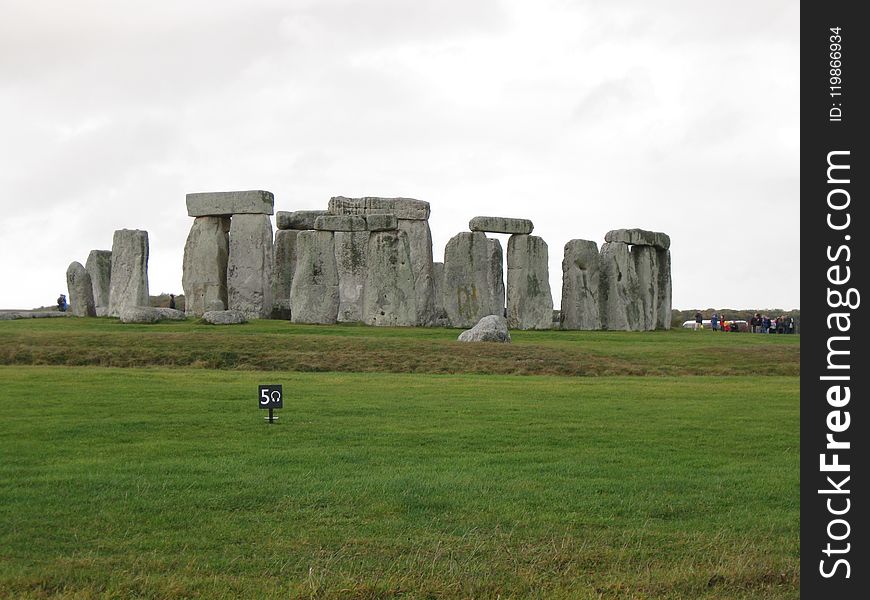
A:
[[604, 228, 670, 250], [469, 216, 534, 235], [328, 196, 430, 221], [365, 214, 399, 231], [186, 190, 274, 217], [276, 210, 328, 230], [314, 215, 368, 232]]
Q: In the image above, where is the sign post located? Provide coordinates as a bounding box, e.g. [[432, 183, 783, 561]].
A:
[[258, 384, 283, 423]]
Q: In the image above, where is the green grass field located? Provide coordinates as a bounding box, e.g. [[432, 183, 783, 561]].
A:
[[0, 321, 799, 599]]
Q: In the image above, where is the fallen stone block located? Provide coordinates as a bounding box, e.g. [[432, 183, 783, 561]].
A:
[[202, 309, 248, 325], [186, 190, 274, 217], [276, 210, 328, 230], [469, 216, 534, 235], [328, 196, 430, 221], [458, 315, 511, 343]]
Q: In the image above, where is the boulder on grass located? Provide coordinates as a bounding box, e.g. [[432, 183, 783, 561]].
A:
[[202, 309, 248, 325], [457, 315, 512, 343]]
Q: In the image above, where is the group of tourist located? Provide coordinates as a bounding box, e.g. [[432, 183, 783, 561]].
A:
[[691, 311, 796, 333]]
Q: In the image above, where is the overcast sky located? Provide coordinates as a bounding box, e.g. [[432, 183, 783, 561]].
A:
[[0, 0, 799, 311]]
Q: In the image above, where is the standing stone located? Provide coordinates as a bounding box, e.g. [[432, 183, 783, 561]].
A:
[[560, 240, 600, 330], [397, 219, 436, 326], [85, 250, 112, 310], [290, 230, 339, 324], [432, 261, 447, 323], [486, 238, 505, 317], [362, 230, 417, 326], [227, 214, 273, 319], [66, 261, 96, 317], [632, 245, 659, 330], [108, 229, 149, 318], [506, 234, 553, 330], [598, 242, 640, 331], [442, 232, 492, 328], [272, 229, 299, 319], [182, 216, 230, 317], [334, 231, 369, 323], [656, 249, 672, 329]]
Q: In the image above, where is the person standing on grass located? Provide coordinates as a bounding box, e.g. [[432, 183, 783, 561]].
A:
[[694, 311, 703, 331], [57, 294, 67, 312], [711, 312, 720, 331], [169, 294, 176, 310]]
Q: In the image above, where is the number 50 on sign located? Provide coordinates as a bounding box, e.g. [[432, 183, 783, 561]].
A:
[[259, 384, 283, 409]]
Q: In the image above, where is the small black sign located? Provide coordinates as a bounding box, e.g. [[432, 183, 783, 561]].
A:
[[258, 384, 283, 409]]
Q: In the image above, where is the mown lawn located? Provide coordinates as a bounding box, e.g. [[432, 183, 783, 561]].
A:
[[0, 318, 799, 376], [0, 366, 798, 599]]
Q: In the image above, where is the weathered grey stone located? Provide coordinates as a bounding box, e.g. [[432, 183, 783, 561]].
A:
[[85, 250, 112, 308], [202, 309, 248, 325], [334, 231, 369, 323], [469, 216, 534, 235], [182, 216, 230, 317], [506, 235, 553, 330], [227, 214, 273, 319], [118, 306, 161, 324], [314, 215, 368, 232], [66, 262, 96, 317], [272, 229, 298, 319], [95, 307, 109, 317], [632, 245, 659, 330], [560, 240, 600, 330], [290, 230, 339, 324], [397, 219, 436, 326], [276, 210, 328, 230], [365, 214, 399, 231], [442, 231, 492, 328], [186, 190, 274, 217], [432, 261, 446, 321], [598, 242, 640, 331], [656, 249, 672, 329], [328, 196, 430, 220], [487, 238, 505, 317], [458, 315, 512, 343], [108, 229, 149, 318], [604, 228, 670, 250], [362, 230, 417, 326], [0, 310, 69, 320]]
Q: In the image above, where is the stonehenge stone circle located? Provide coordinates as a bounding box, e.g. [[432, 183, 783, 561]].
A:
[[85, 250, 112, 310], [290, 230, 339, 324], [458, 315, 511, 343], [560, 240, 601, 330], [506, 234, 553, 330], [442, 231, 497, 328], [272, 229, 298, 318], [66, 261, 96, 317], [334, 231, 370, 323], [182, 216, 230, 316], [362, 230, 417, 326], [227, 214, 274, 319], [469, 216, 534, 235], [108, 229, 149, 318], [276, 210, 328, 230], [186, 190, 274, 217]]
